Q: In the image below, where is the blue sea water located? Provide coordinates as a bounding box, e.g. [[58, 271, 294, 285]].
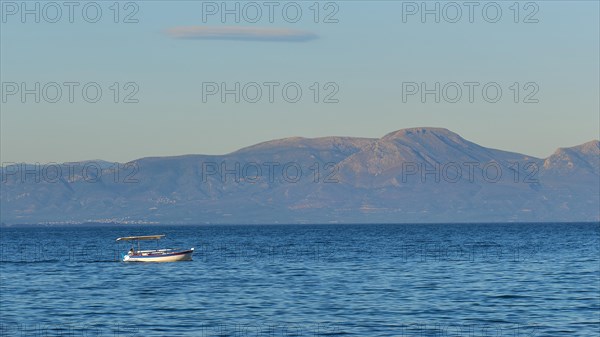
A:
[[0, 223, 599, 337]]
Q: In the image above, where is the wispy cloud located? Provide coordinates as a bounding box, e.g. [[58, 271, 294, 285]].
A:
[[165, 26, 318, 42]]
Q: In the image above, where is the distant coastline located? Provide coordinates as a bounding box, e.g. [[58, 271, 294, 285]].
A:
[[2, 127, 599, 225]]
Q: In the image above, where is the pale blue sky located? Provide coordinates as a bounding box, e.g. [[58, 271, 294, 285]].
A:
[[1, 1, 598, 163]]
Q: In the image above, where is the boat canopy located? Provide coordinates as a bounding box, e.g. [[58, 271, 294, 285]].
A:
[[116, 235, 165, 242]]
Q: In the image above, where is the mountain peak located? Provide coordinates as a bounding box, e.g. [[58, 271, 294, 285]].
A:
[[231, 136, 375, 155], [543, 139, 600, 173], [576, 139, 600, 154], [380, 127, 471, 151], [381, 127, 458, 140], [549, 139, 599, 158]]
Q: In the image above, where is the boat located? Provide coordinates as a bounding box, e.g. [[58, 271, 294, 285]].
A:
[[115, 235, 194, 262]]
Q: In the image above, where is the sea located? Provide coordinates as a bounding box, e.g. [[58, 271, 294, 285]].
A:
[[1, 223, 599, 337]]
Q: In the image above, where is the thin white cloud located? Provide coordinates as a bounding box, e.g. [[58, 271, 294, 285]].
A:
[[166, 26, 318, 42]]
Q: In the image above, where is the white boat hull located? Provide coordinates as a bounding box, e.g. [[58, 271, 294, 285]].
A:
[[123, 248, 194, 262]]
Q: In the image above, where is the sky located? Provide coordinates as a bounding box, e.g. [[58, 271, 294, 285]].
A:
[[1, 0, 599, 163]]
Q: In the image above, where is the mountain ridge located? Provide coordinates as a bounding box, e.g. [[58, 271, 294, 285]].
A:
[[1, 127, 598, 225]]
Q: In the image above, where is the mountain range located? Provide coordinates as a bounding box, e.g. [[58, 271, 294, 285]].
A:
[[1, 127, 598, 225]]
